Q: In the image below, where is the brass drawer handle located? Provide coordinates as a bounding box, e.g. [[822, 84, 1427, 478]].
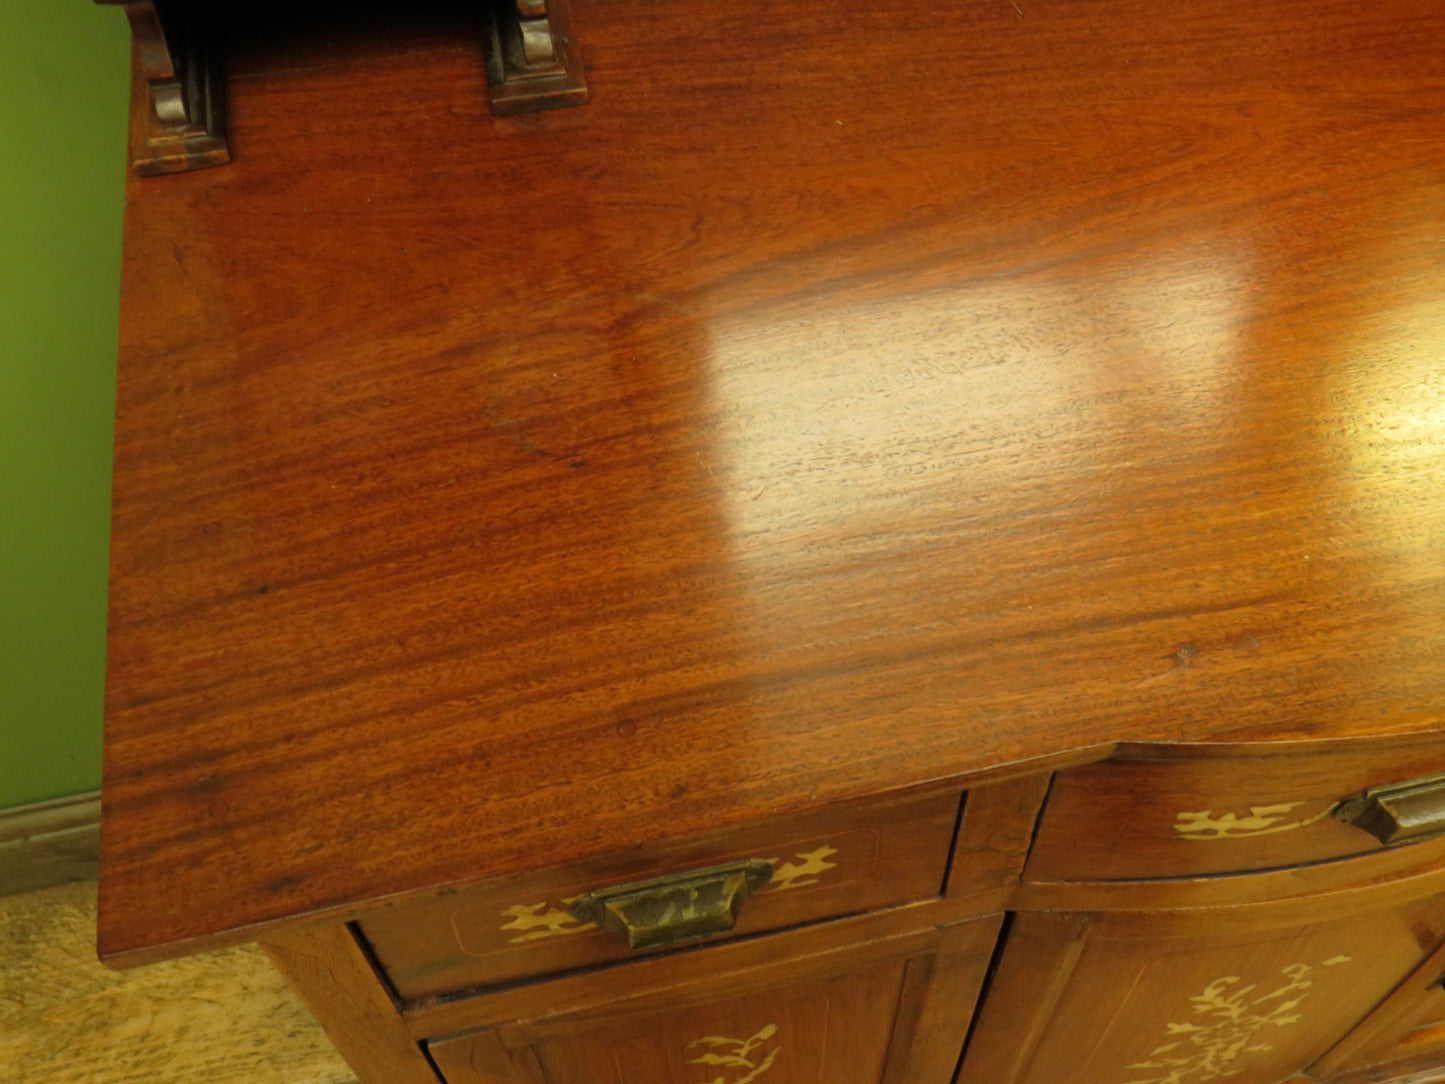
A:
[[568, 859, 774, 950], [1335, 772, 1445, 845]]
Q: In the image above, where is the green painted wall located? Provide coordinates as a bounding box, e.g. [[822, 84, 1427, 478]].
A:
[[0, 2, 130, 809]]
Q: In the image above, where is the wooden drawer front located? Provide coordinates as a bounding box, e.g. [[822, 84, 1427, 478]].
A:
[[1024, 742, 1445, 882], [359, 789, 961, 1000]]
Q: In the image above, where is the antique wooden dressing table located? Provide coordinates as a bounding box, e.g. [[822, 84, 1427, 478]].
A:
[[99, 1, 1445, 1081]]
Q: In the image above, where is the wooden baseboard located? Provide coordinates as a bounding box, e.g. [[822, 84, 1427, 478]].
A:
[[0, 791, 101, 897]]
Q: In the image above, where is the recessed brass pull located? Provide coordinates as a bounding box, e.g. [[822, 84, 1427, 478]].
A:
[[568, 860, 774, 950], [1335, 771, 1445, 845]]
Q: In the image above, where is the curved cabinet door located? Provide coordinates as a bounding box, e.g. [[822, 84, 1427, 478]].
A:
[[1308, 930, 1445, 1082], [957, 880, 1445, 1084], [427, 916, 1000, 1084]]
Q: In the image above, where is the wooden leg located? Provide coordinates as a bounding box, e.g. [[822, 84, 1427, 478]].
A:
[[263, 923, 442, 1084], [946, 772, 1057, 901]]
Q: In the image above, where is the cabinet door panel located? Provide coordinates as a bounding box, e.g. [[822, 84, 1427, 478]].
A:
[[958, 893, 1445, 1084], [1311, 933, 1445, 1081], [534, 959, 905, 1083], [429, 917, 1001, 1084]]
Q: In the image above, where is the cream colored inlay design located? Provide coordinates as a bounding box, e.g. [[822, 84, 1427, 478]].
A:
[[1120, 956, 1351, 1084], [686, 1023, 781, 1084], [1173, 802, 1337, 840], [497, 902, 595, 943], [762, 846, 840, 891]]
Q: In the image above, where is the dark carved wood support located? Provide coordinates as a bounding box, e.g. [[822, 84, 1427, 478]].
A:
[[98, 0, 229, 175], [99, 0, 586, 175], [485, 0, 589, 115]]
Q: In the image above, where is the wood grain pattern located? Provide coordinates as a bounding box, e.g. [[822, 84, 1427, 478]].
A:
[[0, 881, 355, 1084], [101, 0, 1445, 964], [946, 775, 1054, 902]]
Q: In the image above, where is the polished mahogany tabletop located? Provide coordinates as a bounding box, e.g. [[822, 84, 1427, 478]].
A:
[[100, 0, 1445, 962]]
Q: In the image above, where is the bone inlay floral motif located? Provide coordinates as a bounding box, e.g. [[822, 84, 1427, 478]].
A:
[[763, 845, 840, 891], [686, 1023, 781, 1084], [497, 901, 594, 943], [1173, 802, 1337, 840], [1120, 956, 1351, 1083]]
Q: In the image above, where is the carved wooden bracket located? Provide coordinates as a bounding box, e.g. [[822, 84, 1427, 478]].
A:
[[484, 0, 590, 115], [99, 0, 588, 176], [97, 0, 229, 176]]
